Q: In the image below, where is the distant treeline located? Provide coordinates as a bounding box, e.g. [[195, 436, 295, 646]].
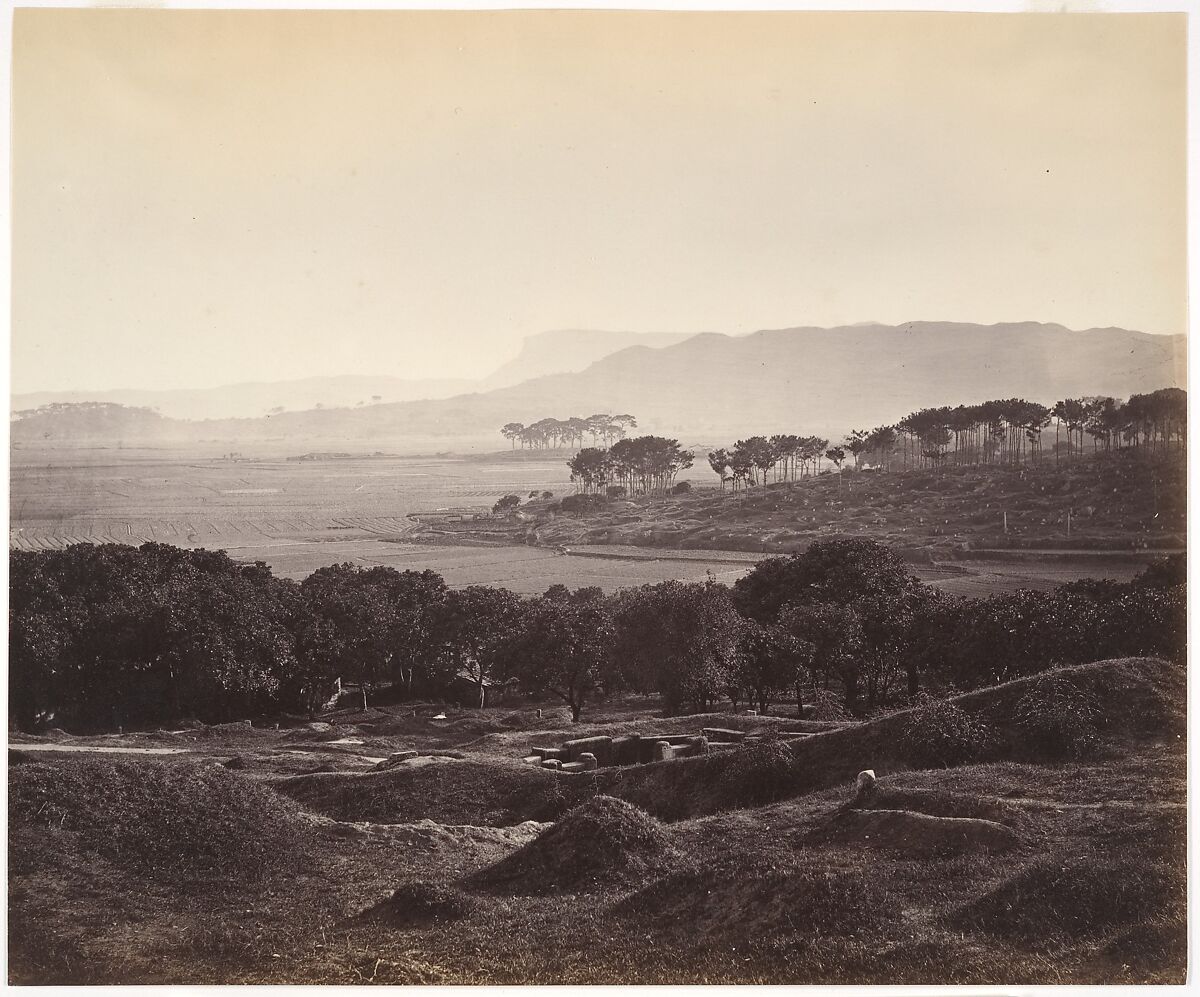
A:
[[10, 539, 1184, 732], [704, 389, 1186, 488], [500, 413, 638, 450]]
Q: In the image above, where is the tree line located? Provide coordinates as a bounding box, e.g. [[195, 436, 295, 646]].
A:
[[703, 388, 1186, 485], [567, 436, 695, 496], [9, 539, 1183, 732], [500, 414, 637, 450]]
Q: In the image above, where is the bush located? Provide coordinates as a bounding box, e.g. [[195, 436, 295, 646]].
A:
[[1015, 675, 1102, 760], [809, 689, 848, 722], [900, 694, 992, 768], [541, 490, 554, 499], [671, 481, 691, 495], [561, 493, 607, 515], [606, 485, 627, 499], [717, 738, 795, 807], [492, 494, 521, 515]]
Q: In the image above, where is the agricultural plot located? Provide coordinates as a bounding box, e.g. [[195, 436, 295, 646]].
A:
[[10, 445, 1160, 593]]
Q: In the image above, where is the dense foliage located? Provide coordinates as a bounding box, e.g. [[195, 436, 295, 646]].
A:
[[8, 540, 1185, 731]]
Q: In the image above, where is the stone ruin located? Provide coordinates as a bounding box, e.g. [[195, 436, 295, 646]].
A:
[[524, 728, 772, 773]]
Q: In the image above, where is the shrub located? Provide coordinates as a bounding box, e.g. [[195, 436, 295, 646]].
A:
[[900, 694, 992, 768], [492, 494, 521, 515], [541, 490, 554, 499], [1014, 674, 1102, 760], [606, 485, 627, 499], [716, 738, 795, 807], [809, 689, 848, 722], [671, 481, 691, 495], [561, 493, 608, 515]]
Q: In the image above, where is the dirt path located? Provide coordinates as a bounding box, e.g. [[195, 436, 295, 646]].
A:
[[12, 743, 189, 756]]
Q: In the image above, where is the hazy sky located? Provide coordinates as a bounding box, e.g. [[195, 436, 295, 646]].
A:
[[12, 10, 1187, 394]]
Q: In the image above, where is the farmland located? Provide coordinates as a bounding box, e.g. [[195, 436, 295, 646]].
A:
[[9, 445, 1170, 594]]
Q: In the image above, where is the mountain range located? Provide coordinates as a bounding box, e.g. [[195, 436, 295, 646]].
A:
[[12, 329, 693, 422], [11, 322, 1185, 448]]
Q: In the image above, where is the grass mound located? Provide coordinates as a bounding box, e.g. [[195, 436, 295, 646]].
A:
[[805, 808, 1022, 856], [1097, 916, 1187, 981], [10, 757, 314, 883], [949, 853, 1184, 945], [614, 853, 894, 940], [467, 796, 672, 894], [278, 756, 590, 826], [373, 881, 477, 925], [851, 785, 1019, 825]]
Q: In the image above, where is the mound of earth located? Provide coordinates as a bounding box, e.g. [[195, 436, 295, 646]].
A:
[[9, 756, 314, 882], [467, 796, 672, 894], [367, 881, 477, 926], [804, 808, 1022, 856], [950, 853, 1184, 943], [613, 853, 895, 940]]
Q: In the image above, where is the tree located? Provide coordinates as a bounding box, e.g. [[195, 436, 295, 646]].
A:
[[707, 447, 731, 490], [612, 579, 741, 714], [430, 586, 525, 708], [501, 422, 526, 449], [736, 620, 807, 715], [493, 494, 522, 515], [510, 588, 618, 721], [733, 539, 922, 622]]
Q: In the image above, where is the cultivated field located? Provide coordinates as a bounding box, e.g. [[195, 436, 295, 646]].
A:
[[9, 445, 1171, 593]]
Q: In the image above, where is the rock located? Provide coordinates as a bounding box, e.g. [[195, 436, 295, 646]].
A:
[[653, 740, 674, 763], [522, 755, 542, 765], [176, 719, 205, 730], [307, 722, 334, 733], [541, 758, 563, 770], [223, 756, 246, 770], [563, 736, 613, 766], [531, 746, 568, 761], [578, 752, 598, 771], [854, 769, 877, 801], [702, 728, 746, 743], [373, 751, 420, 772], [561, 761, 587, 773]]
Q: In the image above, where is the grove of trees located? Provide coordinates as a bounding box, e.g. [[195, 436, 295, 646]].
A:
[[10, 539, 1185, 733], [702, 389, 1186, 484], [501, 413, 637, 450]]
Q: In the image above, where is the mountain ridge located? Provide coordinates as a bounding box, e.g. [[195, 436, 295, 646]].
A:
[[11, 322, 1185, 447]]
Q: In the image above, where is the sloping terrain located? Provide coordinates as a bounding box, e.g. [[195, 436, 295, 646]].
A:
[[8, 657, 1186, 984]]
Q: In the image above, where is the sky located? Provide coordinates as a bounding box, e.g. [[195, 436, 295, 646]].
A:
[[11, 10, 1188, 394]]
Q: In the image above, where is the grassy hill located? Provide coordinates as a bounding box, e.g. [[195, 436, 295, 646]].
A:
[[431, 449, 1186, 556]]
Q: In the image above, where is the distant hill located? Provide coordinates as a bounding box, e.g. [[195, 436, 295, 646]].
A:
[[11, 322, 1184, 447], [11, 375, 476, 422], [478, 329, 698, 391]]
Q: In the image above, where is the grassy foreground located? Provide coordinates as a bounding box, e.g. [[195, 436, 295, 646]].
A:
[[8, 657, 1186, 984]]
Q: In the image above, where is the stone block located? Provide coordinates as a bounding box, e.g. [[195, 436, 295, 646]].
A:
[[541, 758, 563, 770], [702, 728, 746, 743], [578, 752, 598, 771], [522, 755, 542, 765], [611, 735, 641, 765], [531, 746, 568, 761], [652, 740, 674, 762], [562, 736, 613, 766], [561, 761, 587, 773]]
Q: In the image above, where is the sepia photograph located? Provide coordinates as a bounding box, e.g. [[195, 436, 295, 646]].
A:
[[6, 5, 1190, 986]]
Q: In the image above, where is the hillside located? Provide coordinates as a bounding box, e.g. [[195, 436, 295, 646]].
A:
[[478, 329, 697, 391], [11, 322, 1184, 445]]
